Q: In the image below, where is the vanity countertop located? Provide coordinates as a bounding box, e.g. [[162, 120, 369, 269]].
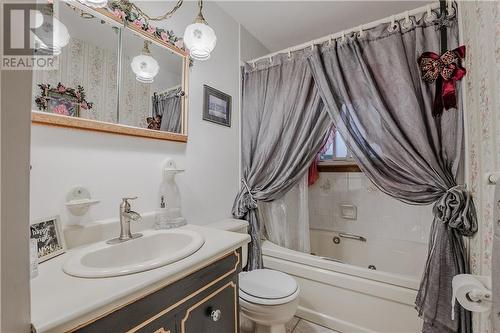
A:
[[31, 224, 250, 333]]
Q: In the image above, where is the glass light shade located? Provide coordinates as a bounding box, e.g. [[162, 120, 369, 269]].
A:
[[131, 54, 159, 83], [52, 17, 70, 55], [34, 16, 70, 56], [183, 22, 216, 61], [78, 0, 108, 8]]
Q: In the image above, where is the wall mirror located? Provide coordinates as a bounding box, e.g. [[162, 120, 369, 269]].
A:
[[31, 1, 189, 142]]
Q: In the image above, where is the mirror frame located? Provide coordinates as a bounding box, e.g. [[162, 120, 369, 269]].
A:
[[32, 1, 189, 143]]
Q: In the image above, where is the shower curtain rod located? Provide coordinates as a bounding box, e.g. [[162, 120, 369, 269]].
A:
[[247, 1, 445, 64]]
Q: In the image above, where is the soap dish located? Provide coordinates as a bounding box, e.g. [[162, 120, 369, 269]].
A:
[[65, 187, 100, 216]]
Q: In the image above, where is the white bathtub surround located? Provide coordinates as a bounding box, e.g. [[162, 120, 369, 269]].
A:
[[260, 174, 310, 253], [309, 172, 434, 245], [309, 172, 432, 279], [31, 225, 250, 333], [262, 241, 422, 332]]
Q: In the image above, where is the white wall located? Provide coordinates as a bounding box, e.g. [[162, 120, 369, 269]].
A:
[[239, 25, 269, 63], [1, 66, 32, 333], [30, 1, 241, 226]]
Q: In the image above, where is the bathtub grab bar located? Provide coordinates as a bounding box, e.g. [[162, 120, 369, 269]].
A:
[[339, 233, 367, 242]]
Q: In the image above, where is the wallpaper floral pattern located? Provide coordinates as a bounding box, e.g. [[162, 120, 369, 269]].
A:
[[461, 2, 500, 332], [32, 37, 151, 127]]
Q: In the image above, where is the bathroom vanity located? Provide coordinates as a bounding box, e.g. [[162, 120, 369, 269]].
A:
[[74, 250, 240, 333], [30, 224, 250, 333]]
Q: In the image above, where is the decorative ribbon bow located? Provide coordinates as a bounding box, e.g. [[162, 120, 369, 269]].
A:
[[418, 45, 466, 116]]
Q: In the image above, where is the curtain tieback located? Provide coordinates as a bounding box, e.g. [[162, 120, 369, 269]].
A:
[[241, 178, 257, 206], [433, 185, 478, 237]]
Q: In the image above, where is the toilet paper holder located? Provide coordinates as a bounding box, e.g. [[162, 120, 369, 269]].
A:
[[465, 287, 492, 303], [452, 274, 492, 320]]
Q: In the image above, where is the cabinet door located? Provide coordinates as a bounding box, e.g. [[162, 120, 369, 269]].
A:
[[180, 282, 238, 333]]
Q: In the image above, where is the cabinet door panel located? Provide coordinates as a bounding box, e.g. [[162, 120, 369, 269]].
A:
[[180, 282, 237, 333]]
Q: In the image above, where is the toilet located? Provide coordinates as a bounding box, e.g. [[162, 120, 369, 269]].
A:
[[208, 220, 300, 333], [239, 269, 300, 333]]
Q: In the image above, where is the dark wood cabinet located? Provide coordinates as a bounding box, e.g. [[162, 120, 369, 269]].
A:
[[71, 250, 241, 333]]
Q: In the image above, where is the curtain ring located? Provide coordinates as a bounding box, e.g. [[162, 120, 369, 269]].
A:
[[357, 26, 364, 38], [268, 56, 273, 64], [402, 11, 412, 29], [424, 5, 437, 23], [387, 15, 398, 32], [252, 61, 256, 69], [341, 30, 346, 42], [446, 0, 456, 17], [287, 50, 292, 58], [310, 42, 314, 51]]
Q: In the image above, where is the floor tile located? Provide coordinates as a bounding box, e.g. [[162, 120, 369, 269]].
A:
[[293, 319, 339, 333]]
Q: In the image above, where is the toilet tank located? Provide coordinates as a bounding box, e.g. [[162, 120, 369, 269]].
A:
[[207, 219, 249, 267]]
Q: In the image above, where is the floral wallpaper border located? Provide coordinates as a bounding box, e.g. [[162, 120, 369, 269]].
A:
[[461, 2, 500, 332]]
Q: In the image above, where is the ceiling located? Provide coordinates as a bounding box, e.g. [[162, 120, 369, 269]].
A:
[[217, 1, 431, 53]]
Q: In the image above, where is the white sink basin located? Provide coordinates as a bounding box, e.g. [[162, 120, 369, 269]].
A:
[[63, 229, 204, 278]]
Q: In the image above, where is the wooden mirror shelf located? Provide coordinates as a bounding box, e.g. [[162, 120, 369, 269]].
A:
[[32, 111, 188, 142]]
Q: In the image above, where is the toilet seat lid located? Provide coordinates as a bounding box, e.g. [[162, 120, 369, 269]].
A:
[[239, 269, 298, 299]]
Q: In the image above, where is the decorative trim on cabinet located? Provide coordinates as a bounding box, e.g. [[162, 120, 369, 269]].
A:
[[69, 250, 240, 332], [180, 282, 237, 333], [153, 329, 170, 333]]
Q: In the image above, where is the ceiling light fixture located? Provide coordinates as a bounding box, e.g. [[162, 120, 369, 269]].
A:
[[183, 1, 217, 61], [77, 0, 216, 61], [130, 41, 159, 83]]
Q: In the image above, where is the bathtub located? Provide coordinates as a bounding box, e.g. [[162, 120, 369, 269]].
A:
[[262, 230, 425, 333]]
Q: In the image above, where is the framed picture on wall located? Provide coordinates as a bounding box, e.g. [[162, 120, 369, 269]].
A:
[[30, 216, 66, 262], [47, 91, 80, 117], [203, 84, 232, 127]]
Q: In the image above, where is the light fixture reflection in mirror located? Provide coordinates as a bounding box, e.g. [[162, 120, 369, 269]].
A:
[[34, 7, 70, 56], [130, 41, 159, 83]]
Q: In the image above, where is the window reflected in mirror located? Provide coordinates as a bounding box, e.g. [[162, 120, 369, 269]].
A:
[[121, 28, 184, 133]]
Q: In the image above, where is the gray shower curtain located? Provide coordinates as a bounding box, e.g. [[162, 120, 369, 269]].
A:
[[306, 14, 476, 333], [152, 87, 182, 133], [236, 9, 477, 333], [232, 53, 333, 270]]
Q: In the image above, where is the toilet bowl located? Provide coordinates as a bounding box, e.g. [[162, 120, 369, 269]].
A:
[[239, 269, 299, 333]]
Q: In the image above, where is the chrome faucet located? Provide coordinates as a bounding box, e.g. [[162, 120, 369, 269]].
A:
[[107, 197, 143, 244]]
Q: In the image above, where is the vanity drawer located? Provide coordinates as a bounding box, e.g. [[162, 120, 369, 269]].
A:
[[71, 249, 241, 333], [180, 281, 238, 333]]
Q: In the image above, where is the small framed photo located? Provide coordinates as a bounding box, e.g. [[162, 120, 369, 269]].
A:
[[47, 91, 80, 117], [203, 84, 232, 127], [30, 216, 66, 262]]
